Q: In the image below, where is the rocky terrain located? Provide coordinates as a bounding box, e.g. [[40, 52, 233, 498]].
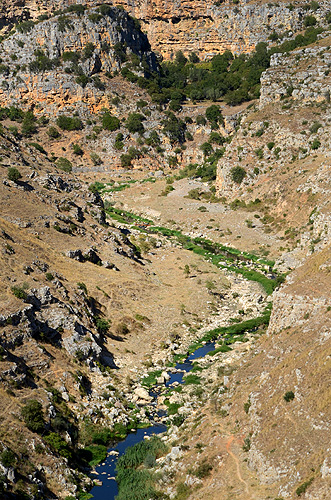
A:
[[0, 1, 330, 500], [1, 1, 330, 59]]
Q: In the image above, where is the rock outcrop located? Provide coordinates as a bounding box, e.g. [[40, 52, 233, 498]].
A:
[[0, 0, 310, 60], [0, 5, 157, 116]]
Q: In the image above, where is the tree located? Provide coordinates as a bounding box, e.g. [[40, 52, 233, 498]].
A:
[[7, 167, 22, 182], [102, 112, 120, 131], [21, 400, 45, 433], [205, 105, 224, 125], [21, 111, 37, 136], [230, 166, 246, 184], [126, 113, 145, 134], [175, 50, 188, 66]]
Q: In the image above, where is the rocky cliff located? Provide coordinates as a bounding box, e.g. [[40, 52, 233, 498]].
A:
[[0, 0, 313, 59], [0, 6, 156, 116]]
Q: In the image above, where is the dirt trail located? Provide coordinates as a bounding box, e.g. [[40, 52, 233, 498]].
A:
[[226, 435, 250, 495]]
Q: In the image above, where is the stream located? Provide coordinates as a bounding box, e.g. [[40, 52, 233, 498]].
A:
[[90, 341, 216, 499]]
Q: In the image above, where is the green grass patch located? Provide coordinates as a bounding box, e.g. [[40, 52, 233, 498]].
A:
[[183, 374, 201, 385], [83, 444, 107, 467], [116, 436, 167, 500], [141, 370, 162, 387]]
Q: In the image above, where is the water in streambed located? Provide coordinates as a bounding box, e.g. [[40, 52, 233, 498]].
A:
[[90, 341, 215, 499]]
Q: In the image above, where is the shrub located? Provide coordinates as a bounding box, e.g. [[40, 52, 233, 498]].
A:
[[209, 131, 224, 144], [126, 113, 145, 134], [284, 391, 295, 402], [120, 154, 132, 168], [76, 74, 90, 88], [56, 115, 83, 131], [304, 15, 317, 27], [96, 318, 111, 335], [21, 111, 37, 136], [194, 460, 213, 479], [296, 477, 314, 496], [116, 323, 130, 336], [28, 142, 47, 155], [310, 121, 322, 134], [47, 126, 61, 138], [7, 167, 22, 182], [200, 142, 213, 156], [102, 112, 120, 131], [44, 433, 72, 460], [62, 51, 81, 63], [21, 400, 45, 433], [90, 152, 102, 165], [205, 104, 224, 125], [230, 166, 246, 184], [11, 285, 28, 300], [72, 144, 84, 155], [16, 20, 35, 33], [0, 450, 16, 468], [311, 138, 321, 150], [195, 115, 206, 126], [29, 49, 59, 73], [56, 157, 73, 173], [242, 436, 251, 452], [83, 42, 95, 60]]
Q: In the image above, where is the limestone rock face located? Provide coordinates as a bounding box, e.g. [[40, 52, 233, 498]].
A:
[[1, 1, 305, 60], [0, 6, 157, 116]]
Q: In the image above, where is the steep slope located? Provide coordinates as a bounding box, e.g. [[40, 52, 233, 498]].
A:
[[1, 0, 326, 59]]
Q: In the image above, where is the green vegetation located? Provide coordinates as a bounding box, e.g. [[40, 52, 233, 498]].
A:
[[284, 391, 295, 402], [231, 166, 246, 184], [11, 284, 28, 300], [47, 126, 61, 138], [56, 157, 73, 173], [296, 477, 314, 496], [29, 49, 59, 73], [126, 113, 145, 134], [102, 112, 120, 131], [21, 400, 45, 434], [7, 167, 22, 182], [116, 436, 167, 500], [56, 115, 83, 131]]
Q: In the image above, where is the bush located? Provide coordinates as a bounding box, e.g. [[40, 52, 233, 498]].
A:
[[284, 391, 295, 402], [296, 477, 314, 496], [44, 433, 72, 460], [56, 157, 73, 173], [21, 400, 45, 433], [72, 144, 84, 156], [56, 115, 83, 131], [83, 42, 95, 60], [47, 126, 61, 138], [205, 104, 224, 125], [11, 285, 28, 300], [304, 15, 317, 27], [21, 111, 37, 136], [7, 167, 22, 182], [230, 166, 246, 184], [102, 112, 120, 131], [126, 113, 145, 134], [310, 121, 322, 134], [311, 138, 321, 150], [196, 115, 206, 126], [76, 74, 90, 88], [96, 317, 111, 335], [0, 449, 16, 468], [90, 152, 102, 165]]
